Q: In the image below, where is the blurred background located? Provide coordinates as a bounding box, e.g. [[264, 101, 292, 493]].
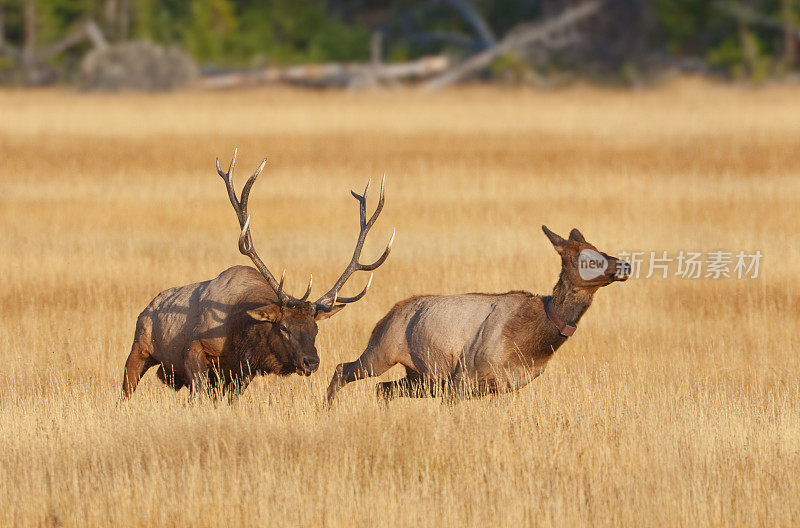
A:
[[3, 0, 800, 90]]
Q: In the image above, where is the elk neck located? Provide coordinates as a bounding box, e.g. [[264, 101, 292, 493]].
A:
[[549, 269, 596, 327]]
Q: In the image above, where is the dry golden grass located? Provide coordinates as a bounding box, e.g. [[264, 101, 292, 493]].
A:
[[1, 78, 799, 527]]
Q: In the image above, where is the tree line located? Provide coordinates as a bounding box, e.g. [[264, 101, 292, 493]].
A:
[[1, 0, 799, 84]]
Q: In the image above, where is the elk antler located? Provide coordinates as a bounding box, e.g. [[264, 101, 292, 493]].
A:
[[315, 175, 395, 312], [216, 149, 312, 305]]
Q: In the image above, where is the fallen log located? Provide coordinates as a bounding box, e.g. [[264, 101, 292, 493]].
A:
[[424, 0, 601, 89], [200, 55, 451, 89]]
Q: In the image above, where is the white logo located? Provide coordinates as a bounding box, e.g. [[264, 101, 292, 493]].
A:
[[578, 249, 608, 280]]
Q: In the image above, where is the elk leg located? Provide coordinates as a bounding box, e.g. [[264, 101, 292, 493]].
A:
[[205, 369, 224, 401], [223, 375, 254, 404], [376, 369, 445, 401], [443, 367, 474, 403], [121, 342, 157, 398], [185, 342, 212, 397], [155, 365, 186, 390], [327, 345, 398, 405], [375, 376, 413, 401]]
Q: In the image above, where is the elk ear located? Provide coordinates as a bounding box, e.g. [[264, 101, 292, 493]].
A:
[[542, 225, 567, 249], [246, 305, 282, 323], [315, 304, 346, 321], [569, 228, 586, 243]]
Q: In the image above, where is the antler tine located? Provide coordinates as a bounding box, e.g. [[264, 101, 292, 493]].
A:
[[239, 158, 267, 220], [360, 227, 395, 271], [350, 177, 370, 228], [335, 273, 373, 304], [238, 215, 253, 254], [218, 148, 242, 221], [278, 270, 286, 296], [219, 150, 289, 305], [216, 147, 237, 180], [315, 175, 393, 310], [299, 274, 313, 302], [367, 174, 386, 229]]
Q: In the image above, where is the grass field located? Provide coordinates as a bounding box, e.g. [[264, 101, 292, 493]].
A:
[[1, 79, 799, 527]]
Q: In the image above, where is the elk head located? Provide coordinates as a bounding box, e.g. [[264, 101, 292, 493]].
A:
[[218, 149, 394, 376], [542, 225, 630, 292]]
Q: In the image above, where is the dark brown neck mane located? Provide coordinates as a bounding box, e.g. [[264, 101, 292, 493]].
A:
[[549, 269, 596, 327]]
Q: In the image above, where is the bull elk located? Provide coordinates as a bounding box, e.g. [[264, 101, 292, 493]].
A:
[[121, 150, 394, 400], [326, 226, 630, 403]]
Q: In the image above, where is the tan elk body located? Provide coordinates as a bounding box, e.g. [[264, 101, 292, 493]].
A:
[[327, 226, 630, 403], [122, 150, 394, 399]]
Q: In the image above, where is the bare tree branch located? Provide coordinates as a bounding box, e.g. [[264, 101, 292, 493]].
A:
[[23, 0, 36, 77], [715, 1, 800, 39], [441, 0, 496, 49], [0, 5, 21, 61], [36, 20, 108, 64], [425, 0, 601, 89], [404, 31, 477, 49]]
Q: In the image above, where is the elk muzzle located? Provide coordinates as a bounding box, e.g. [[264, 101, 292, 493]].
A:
[[298, 353, 320, 376]]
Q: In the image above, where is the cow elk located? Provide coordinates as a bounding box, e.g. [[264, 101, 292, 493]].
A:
[[121, 150, 394, 400], [326, 226, 630, 403]]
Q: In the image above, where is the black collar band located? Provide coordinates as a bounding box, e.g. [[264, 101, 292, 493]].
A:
[[543, 295, 576, 337]]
